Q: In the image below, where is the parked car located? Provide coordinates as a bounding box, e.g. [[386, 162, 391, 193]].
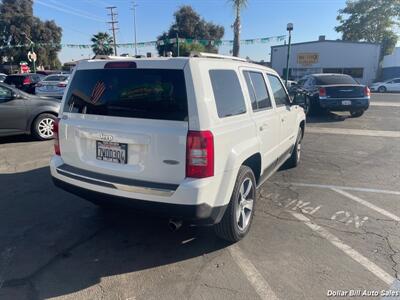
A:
[[4, 73, 44, 94], [297, 73, 370, 117], [50, 54, 306, 242], [370, 78, 400, 93], [0, 73, 7, 82], [0, 82, 60, 140], [35, 74, 69, 98]]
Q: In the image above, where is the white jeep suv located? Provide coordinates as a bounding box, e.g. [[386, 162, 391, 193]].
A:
[[50, 54, 306, 242]]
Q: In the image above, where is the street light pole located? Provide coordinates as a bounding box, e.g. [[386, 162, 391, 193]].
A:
[[285, 23, 293, 87]]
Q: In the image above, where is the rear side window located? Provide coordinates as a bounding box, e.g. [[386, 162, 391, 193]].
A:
[[209, 70, 246, 118], [243, 71, 272, 110], [64, 68, 188, 121], [267, 74, 290, 106]]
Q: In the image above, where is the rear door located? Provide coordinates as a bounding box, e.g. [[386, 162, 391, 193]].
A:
[[59, 65, 189, 185], [0, 85, 27, 133], [266, 74, 297, 156], [242, 70, 280, 170]]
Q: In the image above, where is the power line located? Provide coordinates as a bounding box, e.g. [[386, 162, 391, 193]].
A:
[[35, 0, 105, 23], [131, 1, 138, 56], [106, 6, 119, 55]]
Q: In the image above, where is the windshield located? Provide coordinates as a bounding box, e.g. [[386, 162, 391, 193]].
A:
[[64, 68, 188, 121], [315, 75, 358, 85]]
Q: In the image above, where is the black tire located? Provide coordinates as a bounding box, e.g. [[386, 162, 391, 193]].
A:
[[285, 127, 303, 169], [350, 110, 364, 118], [378, 86, 387, 93], [303, 96, 311, 116], [215, 166, 256, 242], [32, 113, 56, 141]]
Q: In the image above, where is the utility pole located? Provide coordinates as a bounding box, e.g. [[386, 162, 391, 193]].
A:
[[131, 1, 138, 56], [106, 6, 119, 56], [285, 23, 294, 88]]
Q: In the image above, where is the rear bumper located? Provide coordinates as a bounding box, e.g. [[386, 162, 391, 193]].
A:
[[319, 98, 370, 111], [50, 156, 232, 225], [52, 177, 227, 225]]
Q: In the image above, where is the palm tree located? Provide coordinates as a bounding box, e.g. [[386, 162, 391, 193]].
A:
[[230, 0, 247, 57], [91, 32, 114, 56]]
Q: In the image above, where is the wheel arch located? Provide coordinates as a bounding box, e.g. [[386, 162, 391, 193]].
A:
[[29, 110, 58, 133], [241, 153, 262, 184]]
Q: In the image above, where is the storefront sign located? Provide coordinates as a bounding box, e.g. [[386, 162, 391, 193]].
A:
[[297, 53, 319, 66]]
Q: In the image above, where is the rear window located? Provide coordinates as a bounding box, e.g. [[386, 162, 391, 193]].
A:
[[315, 75, 357, 85], [4, 76, 24, 85], [64, 68, 188, 121], [44, 75, 68, 82]]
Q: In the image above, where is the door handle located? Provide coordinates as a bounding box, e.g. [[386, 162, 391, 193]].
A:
[[259, 123, 268, 131], [281, 118, 286, 123]]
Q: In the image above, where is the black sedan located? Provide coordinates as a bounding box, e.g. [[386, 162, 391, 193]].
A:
[[4, 73, 44, 94], [0, 83, 60, 140], [296, 74, 370, 117]]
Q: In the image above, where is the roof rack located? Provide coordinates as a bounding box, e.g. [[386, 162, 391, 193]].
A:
[[190, 52, 248, 62], [93, 55, 132, 60]]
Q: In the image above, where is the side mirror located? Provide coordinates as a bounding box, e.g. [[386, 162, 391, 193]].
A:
[[11, 92, 18, 99], [291, 92, 307, 107]]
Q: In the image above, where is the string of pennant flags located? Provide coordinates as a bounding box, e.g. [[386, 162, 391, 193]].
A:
[[0, 35, 286, 50]]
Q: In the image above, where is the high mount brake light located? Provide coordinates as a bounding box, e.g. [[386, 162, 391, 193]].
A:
[[104, 61, 137, 69]]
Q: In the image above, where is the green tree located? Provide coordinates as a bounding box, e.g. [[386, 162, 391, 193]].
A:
[[156, 6, 224, 57], [335, 0, 400, 56], [230, 0, 248, 57], [91, 32, 114, 56], [0, 0, 62, 70]]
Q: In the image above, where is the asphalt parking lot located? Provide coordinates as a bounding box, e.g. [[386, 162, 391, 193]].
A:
[[0, 93, 399, 300]]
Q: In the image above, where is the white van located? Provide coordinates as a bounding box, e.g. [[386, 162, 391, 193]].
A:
[[50, 53, 306, 241]]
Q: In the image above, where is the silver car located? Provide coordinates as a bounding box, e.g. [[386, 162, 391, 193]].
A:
[[35, 74, 69, 98]]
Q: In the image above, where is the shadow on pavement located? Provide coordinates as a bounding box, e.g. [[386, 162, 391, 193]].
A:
[[306, 111, 348, 124], [0, 167, 229, 299], [0, 134, 37, 145]]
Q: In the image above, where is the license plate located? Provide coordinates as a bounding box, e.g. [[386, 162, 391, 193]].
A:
[[342, 100, 352, 105], [46, 86, 55, 91], [96, 141, 127, 164]]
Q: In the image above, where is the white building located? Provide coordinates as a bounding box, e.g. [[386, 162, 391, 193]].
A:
[[382, 47, 400, 80], [271, 36, 381, 85]]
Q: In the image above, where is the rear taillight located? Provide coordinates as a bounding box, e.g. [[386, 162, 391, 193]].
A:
[[364, 86, 371, 97], [186, 130, 214, 178], [57, 83, 67, 87], [319, 87, 327, 98], [54, 118, 61, 155], [23, 77, 31, 85]]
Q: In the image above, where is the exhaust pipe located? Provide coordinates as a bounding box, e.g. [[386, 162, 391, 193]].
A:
[[168, 218, 183, 231]]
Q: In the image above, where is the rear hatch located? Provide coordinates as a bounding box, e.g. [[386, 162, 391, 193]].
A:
[[324, 85, 365, 98], [59, 64, 189, 185]]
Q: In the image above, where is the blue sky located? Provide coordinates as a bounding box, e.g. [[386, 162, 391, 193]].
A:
[[33, 0, 347, 63]]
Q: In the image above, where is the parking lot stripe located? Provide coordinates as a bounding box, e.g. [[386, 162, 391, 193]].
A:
[[370, 102, 400, 107], [285, 182, 400, 196], [290, 211, 395, 285], [307, 127, 400, 138], [229, 244, 279, 300], [331, 188, 400, 222]]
